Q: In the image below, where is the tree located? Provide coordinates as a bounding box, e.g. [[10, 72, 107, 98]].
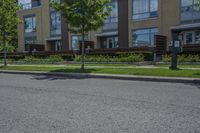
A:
[[51, 0, 111, 70], [0, 0, 20, 66], [197, 0, 200, 6]]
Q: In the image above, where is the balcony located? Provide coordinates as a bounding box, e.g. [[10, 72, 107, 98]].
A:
[[19, 1, 41, 10]]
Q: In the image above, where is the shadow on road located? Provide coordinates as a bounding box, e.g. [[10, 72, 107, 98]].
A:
[[184, 82, 200, 89], [31, 68, 98, 80], [32, 74, 91, 80]]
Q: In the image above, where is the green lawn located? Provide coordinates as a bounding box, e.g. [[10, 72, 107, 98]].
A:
[[157, 64, 200, 68], [66, 63, 136, 67], [72, 63, 200, 68], [1, 65, 200, 78]]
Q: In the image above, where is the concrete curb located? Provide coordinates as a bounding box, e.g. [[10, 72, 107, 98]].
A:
[[0, 70, 200, 84]]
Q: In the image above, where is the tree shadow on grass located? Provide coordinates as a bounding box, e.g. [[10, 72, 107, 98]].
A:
[[0, 66, 7, 68], [193, 72, 200, 77], [31, 68, 100, 81]]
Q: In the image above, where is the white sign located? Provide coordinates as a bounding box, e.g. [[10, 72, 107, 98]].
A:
[[174, 41, 180, 48]]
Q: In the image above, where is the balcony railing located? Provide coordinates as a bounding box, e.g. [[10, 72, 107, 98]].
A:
[[19, 1, 41, 10]]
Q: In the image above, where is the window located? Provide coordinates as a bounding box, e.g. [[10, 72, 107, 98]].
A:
[[50, 0, 61, 36], [18, 0, 41, 10], [24, 16, 37, 49], [24, 36, 37, 51], [106, 37, 118, 48], [18, 0, 31, 5], [24, 16, 36, 33], [195, 31, 200, 43], [50, 12, 61, 36], [181, 0, 200, 22], [18, 0, 31, 9], [55, 41, 62, 51], [182, 30, 200, 44], [105, 0, 118, 23], [132, 0, 158, 20], [132, 28, 158, 46], [71, 35, 89, 50], [24, 36, 37, 44], [185, 32, 193, 44]]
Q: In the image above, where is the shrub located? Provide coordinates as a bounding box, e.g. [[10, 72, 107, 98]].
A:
[[163, 54, 200, 63], [178, 54, 200, 63], [74, 53, 145, 63], [24, 56, 38, 63], [61, 54, 74, 61], [163, 54, 171, 62], [18, 55, 64, 64], [48, 55, 63, 63]]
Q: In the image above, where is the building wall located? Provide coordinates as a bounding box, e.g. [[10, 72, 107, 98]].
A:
[[128, 0, 181, 48], [161, 0, 180, 45], [61, 17, 69, 50], [17, 0, 50, 51], [118, 0, 129, 48], [17, 0, 191, 52]]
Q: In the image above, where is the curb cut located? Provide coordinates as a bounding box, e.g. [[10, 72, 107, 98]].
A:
[[0, 70, 200, 84]]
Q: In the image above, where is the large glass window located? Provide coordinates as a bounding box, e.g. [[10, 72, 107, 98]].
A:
[[24, 36, 37, 51], [18, 0, 31, 5], [185, 32, 193, 44], [50, 12, 61, 36], [105, 0, 118, 23], [132, 28, 158, 46], [24, 36, 37, 44], [24, 16, 36, 33], [132, 0, 158, 20], [24, 16, 37, 49], [181, 0, 200, 22], [50, 0, 61, 36], [101, 36, 118, 49], [18, 0, 31, 9], [71, 35, 89, 50], [182, 30, 200, 44], [18, 0, 41, 10]]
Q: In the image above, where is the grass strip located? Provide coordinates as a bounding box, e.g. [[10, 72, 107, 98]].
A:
[[0, 65, 200, 78]]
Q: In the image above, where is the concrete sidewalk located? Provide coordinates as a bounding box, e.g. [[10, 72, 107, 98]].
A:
[[6, 64, 200, 70], [0, 70, 200, 84]]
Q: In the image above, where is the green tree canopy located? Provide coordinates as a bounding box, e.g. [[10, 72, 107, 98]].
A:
[[0, 0, 19, 51], [197, 0, 200, 10], [0, 0, 20, 65], [51, 0, 111, 34], [51, 0, 112, 70]]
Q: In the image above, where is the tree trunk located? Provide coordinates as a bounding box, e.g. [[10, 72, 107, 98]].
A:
[[3, 34, 7, 66], [81, 32, 85, 70]]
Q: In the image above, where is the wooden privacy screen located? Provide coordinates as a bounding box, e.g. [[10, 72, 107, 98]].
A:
[[155, 35, 167, 56]]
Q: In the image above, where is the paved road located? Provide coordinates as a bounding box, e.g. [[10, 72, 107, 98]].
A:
[[0, 73, 200, 133]]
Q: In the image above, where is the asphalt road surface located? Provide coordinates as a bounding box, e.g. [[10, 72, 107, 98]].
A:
[[0, 73, 200, 133]]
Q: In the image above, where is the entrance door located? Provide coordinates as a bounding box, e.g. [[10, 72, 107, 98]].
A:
[[107, 37, 114, 48], [55, 41, 62, 51]]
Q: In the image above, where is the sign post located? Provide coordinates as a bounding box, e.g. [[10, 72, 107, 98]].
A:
[[169, 40, 182, 70]]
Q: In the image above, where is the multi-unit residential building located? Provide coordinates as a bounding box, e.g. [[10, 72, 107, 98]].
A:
[[17, 0, 200, 53]]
